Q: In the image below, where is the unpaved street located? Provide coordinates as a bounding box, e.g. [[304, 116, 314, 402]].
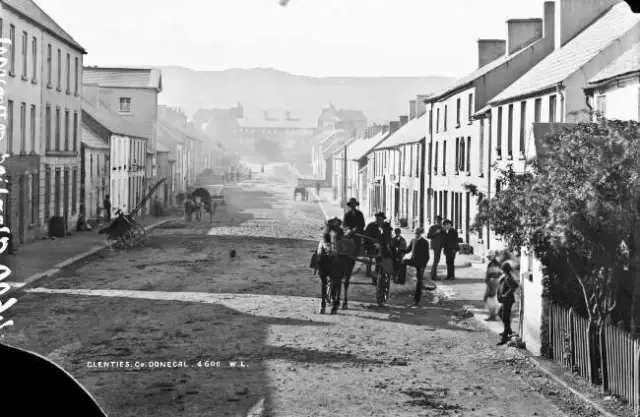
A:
[[4, 165, 587, 416]]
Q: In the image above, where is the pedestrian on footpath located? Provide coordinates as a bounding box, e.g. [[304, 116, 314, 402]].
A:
[[441, 219, 460, 280], [402, 227, 430, 304], [483, 250, 502, 321], [427, 215, 443, 280], [497, 261, 519, 345], [391, 228, 407, 283], [103, 195, 111, 222]]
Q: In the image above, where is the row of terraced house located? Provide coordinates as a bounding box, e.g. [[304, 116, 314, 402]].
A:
[[1, 0, 223, 252], [316, 0, 640, 356]]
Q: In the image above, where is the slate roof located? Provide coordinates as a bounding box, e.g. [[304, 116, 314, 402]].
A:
[[490, 3, 640, 104], [349, 130, 389, 160], [376, 114, 426, 149], [236, 118, 315, 129], [82, 98, 148, 140], [80, 126, 109, 150], [587, 41, 640, 84], [3, 0, 86, 52], [83, 67, 163, 91]]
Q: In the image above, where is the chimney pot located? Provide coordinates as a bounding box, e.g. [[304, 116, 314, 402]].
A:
[[477, 39, 506, 68]]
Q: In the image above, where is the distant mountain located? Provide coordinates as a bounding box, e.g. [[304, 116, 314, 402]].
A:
[[151, 66, 456, 125]]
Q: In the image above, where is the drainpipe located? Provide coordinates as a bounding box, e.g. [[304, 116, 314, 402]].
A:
[[486, 109, 493, 250], [426, 102, 434, 224], [556, 83, 565, 122]]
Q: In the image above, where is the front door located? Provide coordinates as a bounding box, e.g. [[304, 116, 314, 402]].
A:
[[18, 174, 25, 244], [394, 187, 400, 219]]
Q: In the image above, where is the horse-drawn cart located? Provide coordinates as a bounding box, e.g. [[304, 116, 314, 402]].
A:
[[99, 178, 167, 249]]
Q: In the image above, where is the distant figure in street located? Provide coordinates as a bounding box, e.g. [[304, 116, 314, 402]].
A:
[[222, 173, 225, 184], [441, 219, 460, 280], [261, 164, 265, 173], [315, 181, 321, 196], [391, 228, 407, 283], [484, 250, 502, 321], [103, 195, 111, 222], [497, 261, 520, 345], [402, 227, 431, 304], [426, 215, 443, 280]]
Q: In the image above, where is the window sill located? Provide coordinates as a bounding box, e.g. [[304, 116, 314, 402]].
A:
[[466, 172, 471, 176], [66, 90, 71, 95], [496, 156, 502, 161], [47, 84, 52, 89], [468, 120, 473, 125], [9, 71, 15, 77], [31, 79, 37, 85], [74, 92, 79, 98], [456, 123, 461, 128], [441, 171, 446, 176], [46, 150, 77, 157], [478, 173, 484, 178], [454, 171, 459, 176], [21, 75, 29, 82], [518, 154, 526, 161], [56, 87, 62, 92], [507, 155, 513, 161]]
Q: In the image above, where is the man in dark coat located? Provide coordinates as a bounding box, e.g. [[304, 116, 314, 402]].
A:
[[103, 195, 111, 222], [364, 212, 393, 258], [426, 215, 443, 280], [441, 219, 460, 280], [343, 197, 365, 254], [402, 226, 431, 304]]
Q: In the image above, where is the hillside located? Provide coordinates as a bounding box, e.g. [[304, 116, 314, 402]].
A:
[[152, 66, 456, 124]]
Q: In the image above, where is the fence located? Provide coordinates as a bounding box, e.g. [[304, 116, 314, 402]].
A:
[[548, 302, 640, 413]]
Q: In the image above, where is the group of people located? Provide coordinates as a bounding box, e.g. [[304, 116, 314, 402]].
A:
[[336, 197, 463, 305]]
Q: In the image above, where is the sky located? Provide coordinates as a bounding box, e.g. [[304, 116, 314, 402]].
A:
[[38, 0, 548, 78]]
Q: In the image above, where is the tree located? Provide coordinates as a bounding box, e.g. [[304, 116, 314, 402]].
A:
[[466, 119, 640, 335]]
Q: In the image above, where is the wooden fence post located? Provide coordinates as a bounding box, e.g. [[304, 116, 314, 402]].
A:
[[600, 323, 608, 392], [569, 307, 575, 370]]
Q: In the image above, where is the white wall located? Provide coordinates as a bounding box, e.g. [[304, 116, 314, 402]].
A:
[[592, 76, 639, 121]]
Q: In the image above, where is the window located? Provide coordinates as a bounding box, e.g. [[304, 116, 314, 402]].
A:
[[72, 169, 77, 214], [30, 105, 36, 152], [444, 105, 448, 131], [460, 138, 466, 172], [47, 44, 52, 86], [31, 174, 38, 224], [55, 107, 61, 150], [66, 53, 70, 93], [466, 137, 471, 173], [119, 97, 131, 113], [9, 25, 15, 75], [534, 98, 542, 122], [96, 154, 100, 175], [479, 119, 484, 175], [90, 155, 93, 179], [64, 109, 70, 150], [519, 101, 526, 157], [74, 57, 79, 94], [436, 108, 440, 132], [73, 111, 78, 151], [434, 142, 439, 174], [507, 104, 513, 158], [21, 31, 27, 79], [596, 95, 607, 120], [496, 107, 503, 158], [442, 140, 447, 174], [44, 167, 51, 220], [31, 37, 37, 81], [549, 95, 557, 123], [0, 18, 2, 40], [455, 137, 460, 173], [20, 102, 26, 153], [57, 48, 61, 89], [45, 105, 52, 150], [456, 98, 461, 126], [468, 93, 473, 122], [54, 169, 61, 216]]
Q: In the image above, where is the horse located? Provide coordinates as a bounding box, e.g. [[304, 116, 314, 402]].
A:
[[313, 217, 358, 313], [293, 186, 307, 201]]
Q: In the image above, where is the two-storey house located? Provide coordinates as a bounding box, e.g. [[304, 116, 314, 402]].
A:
[[425, 1, 557, 257], [485, 0, 639, 357], [81, 85, 148, 218], [376, 100, 427, 229], [1, 0, 86, 247], [83, 66, 163, 211], [583, 42, 640, 122], [361, 122, 399, 218]]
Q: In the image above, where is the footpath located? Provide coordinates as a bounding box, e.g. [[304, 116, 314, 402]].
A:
[[2, 215, 177, 294]]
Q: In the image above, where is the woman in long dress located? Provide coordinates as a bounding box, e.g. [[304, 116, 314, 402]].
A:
[[483, 250, 502, 321]]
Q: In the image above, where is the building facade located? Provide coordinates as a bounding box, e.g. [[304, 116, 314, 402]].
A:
[[1, 0, 86, 247]]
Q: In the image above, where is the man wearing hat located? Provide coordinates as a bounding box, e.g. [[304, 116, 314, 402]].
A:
[[441, 219, 460, 280], [343, 197, 366, 254], [426, 215, 443, 280], [364, 212, 393, 267], [401, 226, 431, 304]]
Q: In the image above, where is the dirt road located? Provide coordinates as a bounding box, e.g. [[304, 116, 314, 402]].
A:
[[2, 164, 598, 416]]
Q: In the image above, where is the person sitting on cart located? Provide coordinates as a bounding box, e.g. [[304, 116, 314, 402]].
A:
[[343, 198, 365, 251], [364, 212, 393, 259]]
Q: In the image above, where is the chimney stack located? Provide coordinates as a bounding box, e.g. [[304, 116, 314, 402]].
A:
[[506, 18, 543, 55], [399, 115, 409, 127], [82, 83, 100, 108], [554, 0, 619, 51], [389, 121, 400, 134], [477, 39, 506, 68], [415, 95, 429, 117], [409, 100, 417, 120], [543, 1, 556, 48], [382, 124, 390, 135]]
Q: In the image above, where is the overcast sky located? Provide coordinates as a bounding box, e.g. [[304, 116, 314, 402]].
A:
[[39, 0, 547, 78]]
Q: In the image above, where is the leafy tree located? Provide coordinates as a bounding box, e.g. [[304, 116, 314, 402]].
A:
[[466, 119, 640, 335]]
